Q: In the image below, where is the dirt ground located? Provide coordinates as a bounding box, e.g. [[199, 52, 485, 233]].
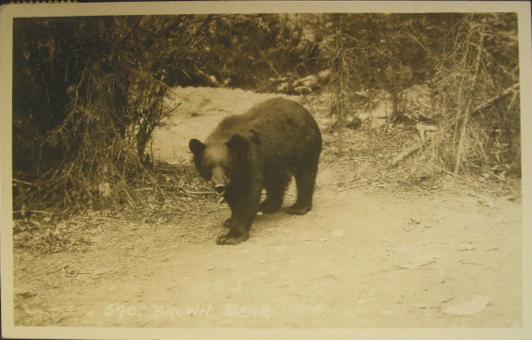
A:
[[13, 88, 522, 328]]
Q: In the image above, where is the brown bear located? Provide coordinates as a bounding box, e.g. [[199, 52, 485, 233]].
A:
[[189, 97, 322, 245]]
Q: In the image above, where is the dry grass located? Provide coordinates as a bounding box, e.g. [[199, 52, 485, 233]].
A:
[[418, 15, 519, 179], [13, 162, 219, 255]]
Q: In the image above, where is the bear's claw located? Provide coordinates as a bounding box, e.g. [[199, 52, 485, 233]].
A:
[[216, 230, 249, 245], [286, 204, 311, 215]]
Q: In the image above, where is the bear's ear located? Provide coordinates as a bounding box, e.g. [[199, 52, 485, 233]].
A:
[[189, 138, 206, 155], [226, 134, 249, 152]]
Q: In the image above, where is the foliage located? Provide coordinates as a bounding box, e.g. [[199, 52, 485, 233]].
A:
[[194, 14, 321, 88], [13, 16, 179, 212], [321, 13, 463, 124], [422, 13, 520, 177], [318, 13, 519, 177], [12, 12, 521, 214]]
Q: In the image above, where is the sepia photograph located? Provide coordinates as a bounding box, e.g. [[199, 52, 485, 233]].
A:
[[1, 1, 531, 339]]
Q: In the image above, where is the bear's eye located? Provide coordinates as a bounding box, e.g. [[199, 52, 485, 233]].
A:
[[205, 169, 212, 180], [201, 165, 212, 180]]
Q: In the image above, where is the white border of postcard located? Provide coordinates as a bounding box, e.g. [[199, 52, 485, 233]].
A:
[[1, 1, 531, 339]]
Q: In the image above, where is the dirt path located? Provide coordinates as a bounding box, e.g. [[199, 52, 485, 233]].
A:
[[13, 88, 522, 328], [13, 167, 522, 327]]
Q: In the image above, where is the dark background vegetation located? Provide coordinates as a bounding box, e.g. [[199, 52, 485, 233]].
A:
[[13, 13, 520, 215]]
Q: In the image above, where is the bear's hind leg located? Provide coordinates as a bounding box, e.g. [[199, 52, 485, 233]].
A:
[[287, 158, 319, 215], [259, 172, 290, 213]]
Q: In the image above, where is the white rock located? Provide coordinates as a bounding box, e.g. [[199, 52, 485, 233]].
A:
[[443, 296, 489, 316]]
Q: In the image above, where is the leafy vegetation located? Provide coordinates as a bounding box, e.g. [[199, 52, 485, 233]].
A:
[[13, 13, 520, 215]]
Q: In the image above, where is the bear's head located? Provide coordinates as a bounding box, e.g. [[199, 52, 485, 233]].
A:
[[189, 133, 258, 195]]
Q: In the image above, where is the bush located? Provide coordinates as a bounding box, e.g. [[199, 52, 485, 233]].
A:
[[424, 13, 520, 177], [13, 17, 177, 212]]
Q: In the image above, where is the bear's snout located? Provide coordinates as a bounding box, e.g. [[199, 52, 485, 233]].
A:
[[214, 184, 225, 194], [211, 166, 228, 195]]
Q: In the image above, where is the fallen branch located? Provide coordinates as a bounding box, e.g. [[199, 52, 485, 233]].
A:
[[13, 209, 52, 216], [182, 190, 218, 195], [253, 43, 281, 77], [133, 187, 155, 192], [13, 178, 37, 187], [471, 83, 519, 117], [388, 138, 431, 169]]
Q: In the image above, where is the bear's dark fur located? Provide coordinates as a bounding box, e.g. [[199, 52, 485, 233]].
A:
[[189, 97, 322, 245]]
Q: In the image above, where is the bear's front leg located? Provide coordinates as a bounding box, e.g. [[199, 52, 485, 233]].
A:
[[222, 218, 233, 228], [222, 191, 236, 229], [216, 187, 261, 245]]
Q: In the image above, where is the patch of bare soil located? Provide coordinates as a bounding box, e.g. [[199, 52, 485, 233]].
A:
[[13, 88, 522, 328]]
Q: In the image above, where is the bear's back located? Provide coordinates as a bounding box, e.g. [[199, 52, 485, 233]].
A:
[[207, 97, 319, 144]]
